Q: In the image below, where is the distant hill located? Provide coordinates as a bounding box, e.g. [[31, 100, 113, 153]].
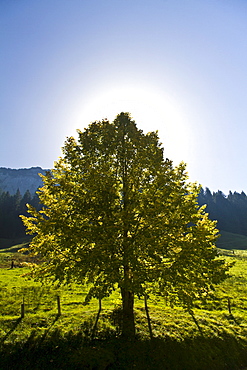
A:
[[0, 167, 48, 195]]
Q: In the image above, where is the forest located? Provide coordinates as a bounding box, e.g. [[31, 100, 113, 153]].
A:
[[1, 186, 247, 240], [0, 189, 41, 239], [198, 188, 247, 236]]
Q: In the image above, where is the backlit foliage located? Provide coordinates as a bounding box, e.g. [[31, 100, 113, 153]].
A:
[[21, 113, 230, 313]]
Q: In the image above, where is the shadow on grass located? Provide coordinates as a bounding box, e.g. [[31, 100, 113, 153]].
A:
[[1, 314, 61, 346], [38, 314, 61, 343], [227, 313, 241, 325], [1, 317, 23, 343], [1, 328, 247, 370]]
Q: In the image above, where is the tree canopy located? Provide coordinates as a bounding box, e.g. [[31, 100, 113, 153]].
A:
[[21, 112, 230, 337]]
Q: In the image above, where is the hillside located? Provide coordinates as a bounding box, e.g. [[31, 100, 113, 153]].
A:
[[216, 231, 247, 250], [0, 167, 48, 195], [198, 188, 247, 237], [0, 249, 247, 369]]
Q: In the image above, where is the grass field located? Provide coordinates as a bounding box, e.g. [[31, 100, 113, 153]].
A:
[[0, 247, 247, 369]]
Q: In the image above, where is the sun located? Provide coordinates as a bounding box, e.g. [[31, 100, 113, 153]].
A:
[[70, 85, 194, 167]]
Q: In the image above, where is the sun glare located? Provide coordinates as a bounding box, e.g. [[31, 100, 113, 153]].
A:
[[73, 86, 194, 167]]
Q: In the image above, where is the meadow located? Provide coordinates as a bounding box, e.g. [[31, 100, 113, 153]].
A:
[[0, 248, 247, 369]]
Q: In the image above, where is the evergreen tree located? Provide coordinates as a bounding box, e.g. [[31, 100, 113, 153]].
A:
[[198, 188, 247, 237], [0, 189, 41, 239], [0, 191, 12, 238]]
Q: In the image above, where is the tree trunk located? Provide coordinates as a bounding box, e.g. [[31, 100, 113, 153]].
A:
[[120, 119, 135, 338], [121, 287, 135, 338]]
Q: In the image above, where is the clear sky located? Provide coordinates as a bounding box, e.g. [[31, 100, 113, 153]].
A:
[[1, 0, 247, 194]]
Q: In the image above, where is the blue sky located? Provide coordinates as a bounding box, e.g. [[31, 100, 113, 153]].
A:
[[1, 0, 247, 193]]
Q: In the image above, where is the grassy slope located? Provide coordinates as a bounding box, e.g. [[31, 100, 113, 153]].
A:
[[217, 230, 247, 250], [0, 236, 31, 251], [0, 251, 247, 369]]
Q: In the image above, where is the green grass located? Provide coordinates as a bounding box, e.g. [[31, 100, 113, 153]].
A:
[[1, 251, 247, 369]]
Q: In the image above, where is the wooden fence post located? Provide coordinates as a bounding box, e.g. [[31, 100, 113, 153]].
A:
[[228, 297, 232, 315], [57, 295, 61, 316], [21, 297, 25, 318]]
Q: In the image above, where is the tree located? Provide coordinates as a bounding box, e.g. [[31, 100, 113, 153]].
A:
[[21, 112, 230, 337]]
